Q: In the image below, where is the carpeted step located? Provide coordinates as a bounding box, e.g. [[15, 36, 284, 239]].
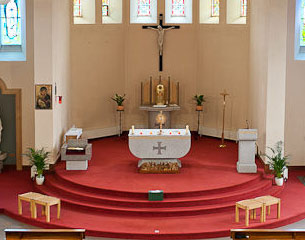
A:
[[37, 174, 274, 208], [34, 182, 283, 217]]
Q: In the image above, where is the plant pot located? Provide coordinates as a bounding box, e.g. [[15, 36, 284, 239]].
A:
[[117, 106, 124, 111], [196, 105, 203, 111], [36, 175, 45, 185], [275, 177, 284, 186]]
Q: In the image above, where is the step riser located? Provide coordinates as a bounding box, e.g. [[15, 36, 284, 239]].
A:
[[41, 179, 272, 208], [53, 170, 265, 198], [34, 186, 283, 218]]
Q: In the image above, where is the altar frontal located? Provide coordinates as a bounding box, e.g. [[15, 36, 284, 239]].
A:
[[128, 128, 191, 174]]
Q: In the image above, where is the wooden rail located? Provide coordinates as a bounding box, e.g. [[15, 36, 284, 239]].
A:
[[231, 229, 305, 240], [5, 229, 85, 240]]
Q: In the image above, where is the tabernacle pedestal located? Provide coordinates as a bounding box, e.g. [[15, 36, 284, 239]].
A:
[[139, 106, 180, 129], [237, 129, 257, 173]]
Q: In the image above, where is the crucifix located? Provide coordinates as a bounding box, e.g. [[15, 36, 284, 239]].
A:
[[143, 14, 180, 72]]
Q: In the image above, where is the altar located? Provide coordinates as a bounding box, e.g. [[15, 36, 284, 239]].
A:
[[128, 128, 191, 173]]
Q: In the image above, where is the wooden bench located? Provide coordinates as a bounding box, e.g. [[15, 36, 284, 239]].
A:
[[18, 192, 45, 218], [18, 192, 60, 222], [231, 229, 305, 240], [32, 195, 61, 222], [235, 199, 264, 226], [5, 229, 85, 240], [254, 195, 280, 222]]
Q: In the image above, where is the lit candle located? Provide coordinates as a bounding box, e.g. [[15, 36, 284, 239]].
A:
[[132, 125, 135, 134]]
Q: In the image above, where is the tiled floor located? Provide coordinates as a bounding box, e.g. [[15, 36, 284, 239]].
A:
[[1, 214, 305, 240]]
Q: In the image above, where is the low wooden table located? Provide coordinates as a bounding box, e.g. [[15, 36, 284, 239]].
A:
[[18, 192, 45, 218], [33, 195, 61, 222], [254, 195, 280, 222], [236, 199, 264, 226]]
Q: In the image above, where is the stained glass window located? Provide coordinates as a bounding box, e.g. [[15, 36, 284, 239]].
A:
[[74, 0, 82, 17], [211, 0, 219, 17], [0, 0, 21, 45], [102, 0, 109, 16], [138, 0, 151, 16], [301, 0, 305, 47], [240, 0, 247, 17], [172, 0, 185, 17]]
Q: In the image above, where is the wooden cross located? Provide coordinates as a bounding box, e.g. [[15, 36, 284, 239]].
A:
[[142, 14, 180, 72]]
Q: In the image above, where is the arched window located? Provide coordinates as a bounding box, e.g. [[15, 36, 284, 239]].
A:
[[0, 0, 25, 61], [1, 0, 21, 46]]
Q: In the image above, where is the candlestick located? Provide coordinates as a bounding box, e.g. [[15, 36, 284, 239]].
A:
[[220, 90, 229, 148], [131, 125, 135, 135]]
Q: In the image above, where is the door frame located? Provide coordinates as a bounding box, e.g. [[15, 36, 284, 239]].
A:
[[0, 78, 22, 170]]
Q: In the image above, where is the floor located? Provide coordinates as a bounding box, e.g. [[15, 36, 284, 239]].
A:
[[1, 214, 305, 240]]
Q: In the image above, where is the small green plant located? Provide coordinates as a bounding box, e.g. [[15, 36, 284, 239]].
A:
[[27, 148, 50, 177], [111, 94, 126, 106], [264, 141, 288, 178], [193, 94, 205, 106]]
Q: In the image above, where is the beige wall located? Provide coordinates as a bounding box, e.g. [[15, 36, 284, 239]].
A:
[[285, 0, 305, 166], [34, 0, 70, 164], [248, 0, 287, 162], [0, 0, 34, 165], [52, 0, 71, 160], [70, 0, 250, 139]]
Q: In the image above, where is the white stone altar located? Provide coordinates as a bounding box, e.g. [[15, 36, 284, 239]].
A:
[[237, 129, 257, 173], [128, 128, 191, 169]]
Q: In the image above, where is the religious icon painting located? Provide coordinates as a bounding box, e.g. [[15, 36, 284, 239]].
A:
[[35, 84, 52, 110]]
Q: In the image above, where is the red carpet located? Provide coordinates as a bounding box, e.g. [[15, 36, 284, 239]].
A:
[[1, 136, 305, 239]]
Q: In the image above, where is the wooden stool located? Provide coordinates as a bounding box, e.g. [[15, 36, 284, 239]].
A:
[[254, 195, 280, 222], [32, 195, 61, 222], [18, 192, 45, 218], [236, 199, 264, 226]]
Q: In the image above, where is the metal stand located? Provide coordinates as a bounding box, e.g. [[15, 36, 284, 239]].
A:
[[220, 90, 229, 148], [117, 110, 124, 137], [196, 110, 203, 138]]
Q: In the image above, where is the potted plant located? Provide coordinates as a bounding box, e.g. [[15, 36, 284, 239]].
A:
[[111, 94, 126, 111], [193, 94, 205, 111], [27, 148, 49, 185], [265, 141, 288, 186]]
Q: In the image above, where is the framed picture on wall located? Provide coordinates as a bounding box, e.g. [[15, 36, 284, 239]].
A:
[[35, 84, 52, 110]]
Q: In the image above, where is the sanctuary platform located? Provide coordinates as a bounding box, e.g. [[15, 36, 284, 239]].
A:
[[1, 137, 305, 239]]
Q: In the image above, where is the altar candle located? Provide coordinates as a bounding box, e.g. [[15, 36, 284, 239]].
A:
[[186, 125, 189, 134], [132, 125, 135, 134]]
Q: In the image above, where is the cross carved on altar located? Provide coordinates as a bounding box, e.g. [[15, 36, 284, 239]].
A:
[[142, 14, 180, 72]]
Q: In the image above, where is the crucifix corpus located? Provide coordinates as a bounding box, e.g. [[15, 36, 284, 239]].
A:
[[143, 14, 180, 72]]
